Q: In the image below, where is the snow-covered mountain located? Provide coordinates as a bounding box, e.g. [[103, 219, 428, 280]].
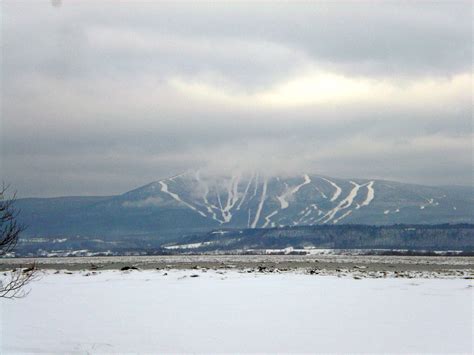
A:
[[16, 171, 474, 239], [118, 171, 473, 227]]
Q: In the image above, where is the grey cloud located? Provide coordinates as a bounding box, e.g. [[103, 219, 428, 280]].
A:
[[3, 1, 471, 84], [1, 1, 472, 197]]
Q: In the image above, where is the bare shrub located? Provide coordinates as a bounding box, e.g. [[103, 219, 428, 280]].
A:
[[0, 184, 37, 298]]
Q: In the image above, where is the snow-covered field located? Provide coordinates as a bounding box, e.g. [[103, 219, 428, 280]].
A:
[[1, 270, 472, 354]]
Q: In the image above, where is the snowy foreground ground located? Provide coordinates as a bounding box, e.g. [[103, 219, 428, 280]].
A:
[[1, 270, 472, 354]]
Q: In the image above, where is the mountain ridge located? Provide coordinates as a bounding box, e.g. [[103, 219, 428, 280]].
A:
[[14, 171, 474, 240]]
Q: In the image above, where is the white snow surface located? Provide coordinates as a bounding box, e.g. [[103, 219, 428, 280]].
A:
[[276, 174, 311, 209], [359, 180, 375, 207], [1, 270, 472, 354], [163, 242, 211, 250], [262, 210, 278, 228], [159, 180, 207, 218], [236, 173, 254, 210], [251, 178, 267, 228], [320, 177, 342, 202], [319, 181, 362, 224]]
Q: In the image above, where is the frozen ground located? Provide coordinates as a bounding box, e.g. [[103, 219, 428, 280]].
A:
[[2, 255, 473, 275], [1, 270, 472, 354]]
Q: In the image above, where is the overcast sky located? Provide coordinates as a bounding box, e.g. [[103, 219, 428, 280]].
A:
[[1, 1, 472, 197]]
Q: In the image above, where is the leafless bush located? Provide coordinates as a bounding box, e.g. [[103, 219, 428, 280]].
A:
[[0, 266, 39, 299], [0, 184, 24, 256], [0, 184, 37, 298]]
